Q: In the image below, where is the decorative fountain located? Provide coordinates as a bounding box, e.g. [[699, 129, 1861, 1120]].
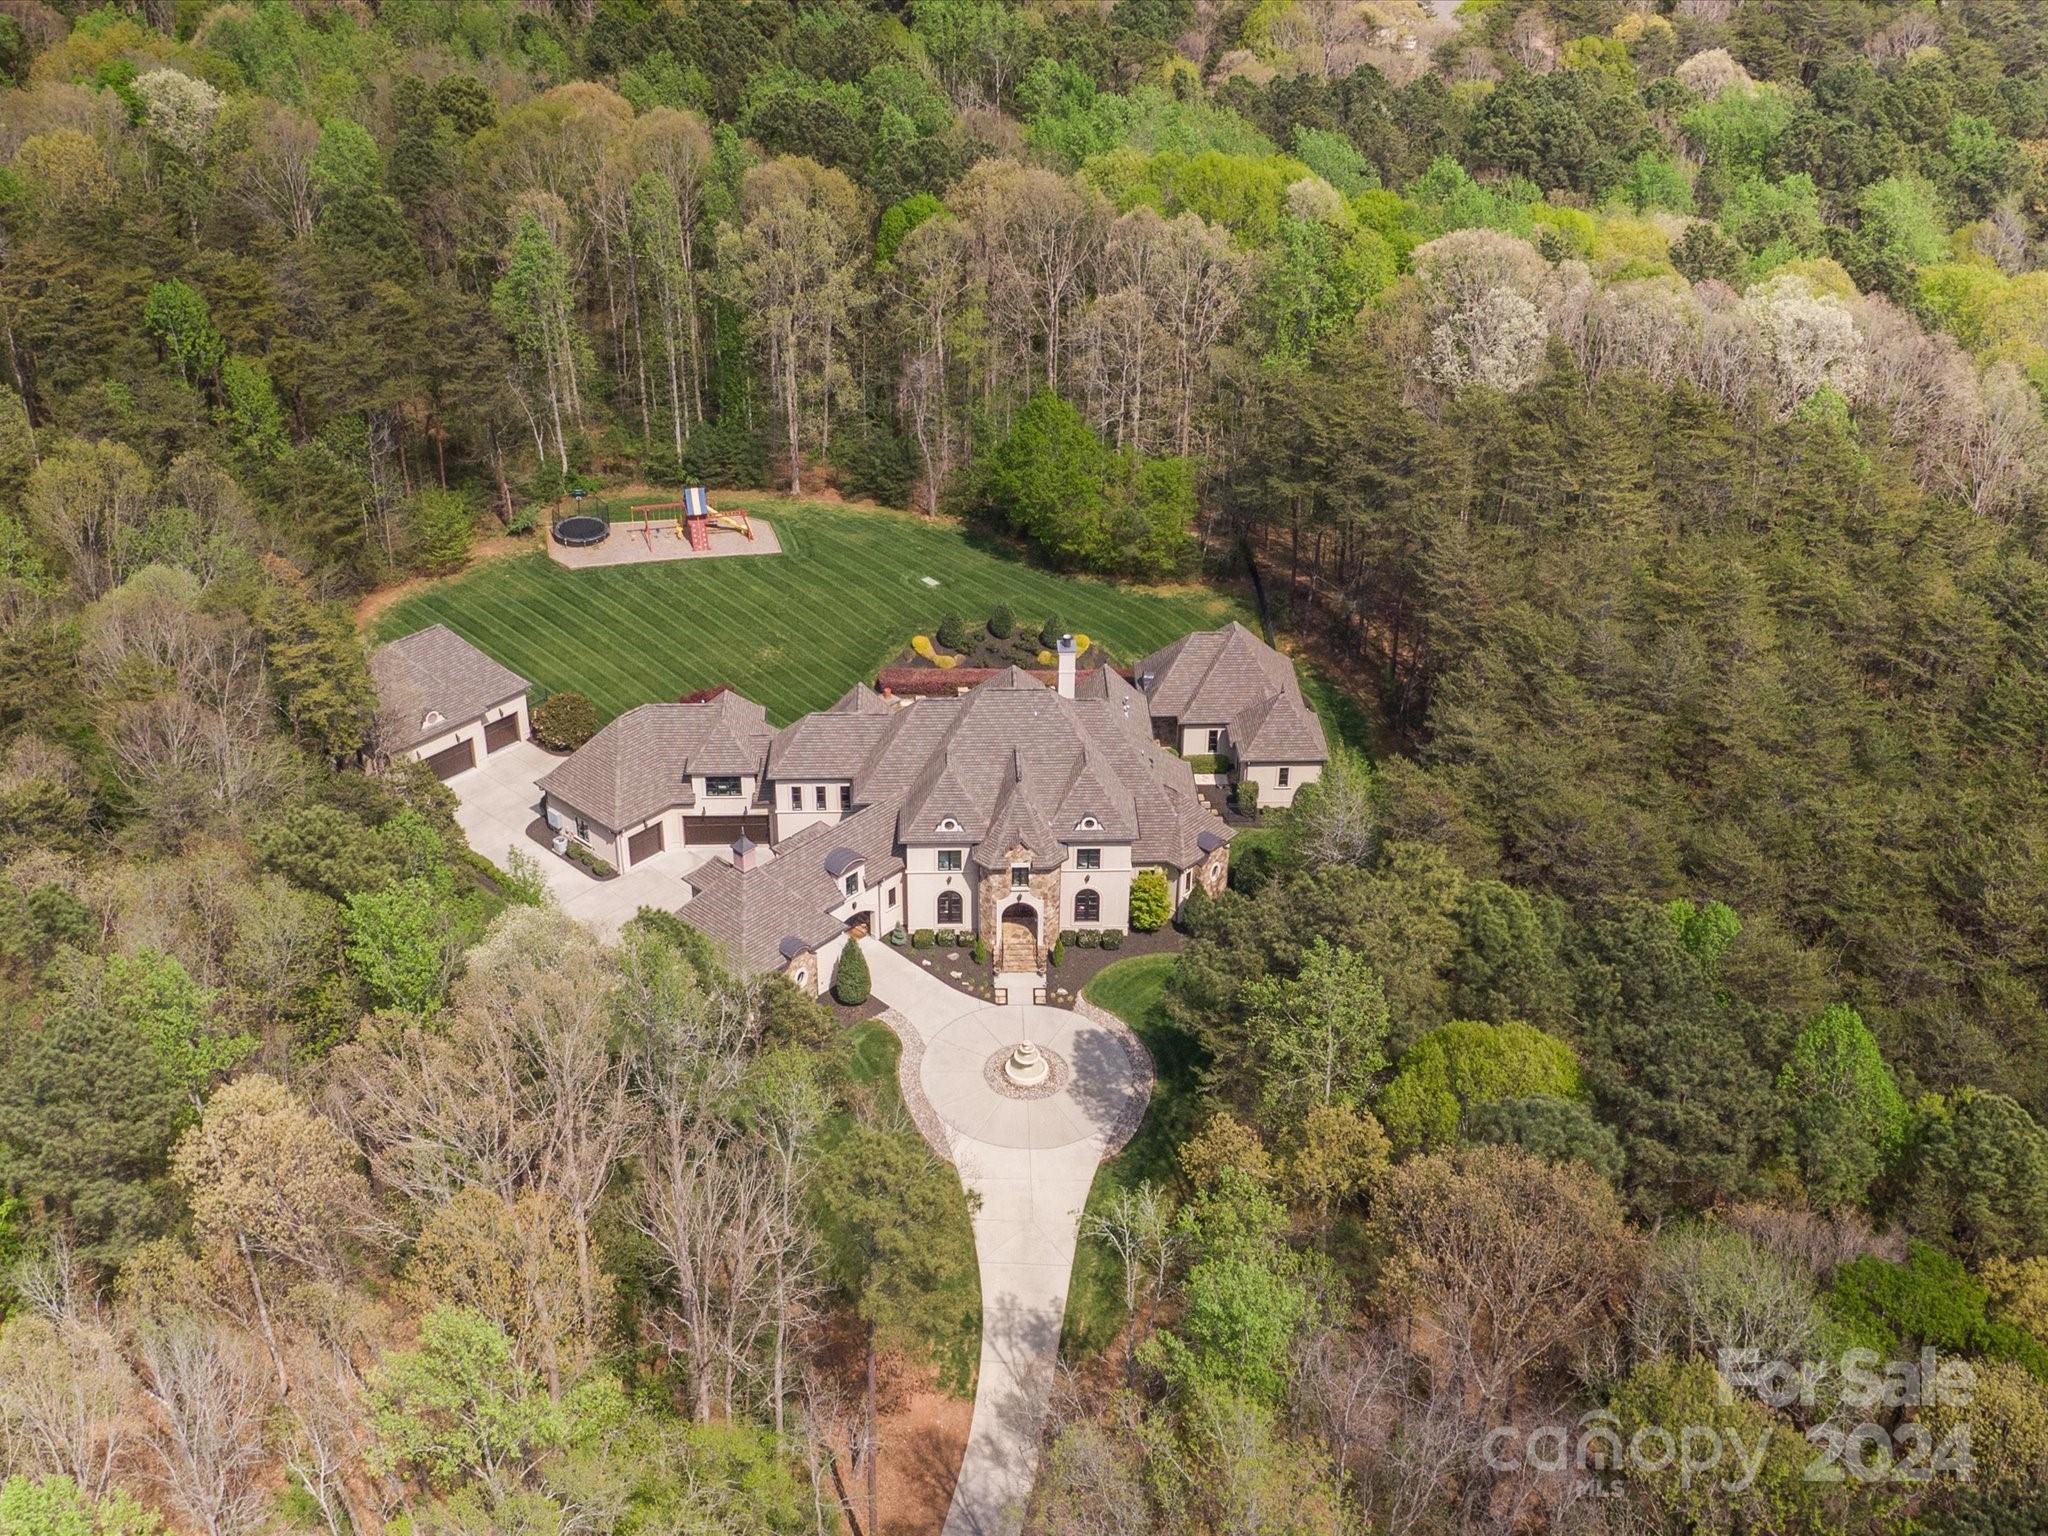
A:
[[1003, 1040, 1049, 1088]]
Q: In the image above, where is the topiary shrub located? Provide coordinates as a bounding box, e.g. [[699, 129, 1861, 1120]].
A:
[[1099, 928, 1125, 950], [932, 928, 954, 948], [1073, 928, 1099, 949], [832, 941, 870, 1006], [1233, 779, 1261, 816], [1039, 614, 1065, 649], [532, 692, 599, 751], [935, 611, 967, 652], [912, 928, 935, 949], [888, 926, 908, 946], [1049, 937, 1066, 968], [971, 936, 988, 966], [1129, 869, 1171, 932], [987, 604, 1015, 639]]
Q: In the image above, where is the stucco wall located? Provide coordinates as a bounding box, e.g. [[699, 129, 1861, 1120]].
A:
[[904, 843, 977, 932], [770, 779, 851, 841], [1241, 760, 1321, 809], [403, 692, 529, 773], [1060, 842, 1132, 929]]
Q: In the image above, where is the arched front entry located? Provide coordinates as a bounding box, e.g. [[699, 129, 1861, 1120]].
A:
[[999, 901, 1039, 970]]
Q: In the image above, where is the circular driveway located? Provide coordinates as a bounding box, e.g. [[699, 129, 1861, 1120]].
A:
[[919, 1002, 1149, 1151]]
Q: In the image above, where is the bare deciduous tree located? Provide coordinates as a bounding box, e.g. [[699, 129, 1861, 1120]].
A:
[[139, 1325, 274, 1536]]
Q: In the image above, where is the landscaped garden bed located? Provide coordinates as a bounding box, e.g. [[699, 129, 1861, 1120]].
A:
[[889, 606, 1119, 675], [523, 817, 617, 878], [885, 922, 1182, 1005]]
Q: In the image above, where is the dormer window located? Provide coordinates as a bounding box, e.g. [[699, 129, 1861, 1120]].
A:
[[937, 816, 962, 832], [1077, 816, 1101, 830], [843, 871, 860, 896], [421, 710, 445, 729], [705, 775, 742, 797]]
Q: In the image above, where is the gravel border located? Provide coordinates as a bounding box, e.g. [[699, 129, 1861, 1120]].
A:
[[1072, 997, 1156, 1156]]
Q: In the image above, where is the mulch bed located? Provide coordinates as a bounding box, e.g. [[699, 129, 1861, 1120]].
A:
[[889, 631, 1119, 671], [523, 816, 616, 878], [826, 993, 889, 1027], [1046, 925, 1184, 996], [888, 924, 1185, 1007]]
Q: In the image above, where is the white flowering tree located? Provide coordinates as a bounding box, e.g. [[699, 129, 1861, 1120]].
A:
[[1742, 274, 1868, 418]]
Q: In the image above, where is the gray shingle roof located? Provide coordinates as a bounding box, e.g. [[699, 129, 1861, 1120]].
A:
[[369, 625, 530, 754], [678, 663, 1235, 971], [767, 683, 898, 779], [1230, 689, 1328, 763], [537, 691, 772, 831], [683, 803, 903, 972], [1135, 622, 1328, 765]]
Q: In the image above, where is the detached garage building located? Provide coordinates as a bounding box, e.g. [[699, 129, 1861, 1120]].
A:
[[369, 623, 532, 780]]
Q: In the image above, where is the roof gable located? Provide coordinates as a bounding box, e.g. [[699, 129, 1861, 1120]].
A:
[[369, 625, 531, 754]]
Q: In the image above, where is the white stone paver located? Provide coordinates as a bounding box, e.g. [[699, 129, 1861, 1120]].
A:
[[860, 939, 1152, 1536], [447, 739, 713, 940]]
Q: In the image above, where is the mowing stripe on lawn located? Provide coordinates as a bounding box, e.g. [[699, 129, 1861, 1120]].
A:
[[375, 502, 1249, 726]]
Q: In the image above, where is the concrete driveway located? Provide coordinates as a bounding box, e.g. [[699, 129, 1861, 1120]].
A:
[[859, 939, 1152, 1536], [447, 740, 711, 940]]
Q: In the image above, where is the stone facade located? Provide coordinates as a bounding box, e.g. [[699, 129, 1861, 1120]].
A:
[[975, 849, 1063, 967], [1198, 842, 1230, 896]]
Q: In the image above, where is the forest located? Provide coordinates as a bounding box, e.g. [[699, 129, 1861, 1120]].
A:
[[4, 0, 2048, 1533]]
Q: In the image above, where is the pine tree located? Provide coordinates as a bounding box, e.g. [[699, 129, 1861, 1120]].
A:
[[832, 939, 870, 1006]]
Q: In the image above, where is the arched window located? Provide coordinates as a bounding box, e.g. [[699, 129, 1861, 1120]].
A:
[[1074, 889, 1100, 923], [937, 890, 963, 925]]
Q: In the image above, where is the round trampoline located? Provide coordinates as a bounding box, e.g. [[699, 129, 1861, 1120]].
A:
[[553, 514, 609, 547]]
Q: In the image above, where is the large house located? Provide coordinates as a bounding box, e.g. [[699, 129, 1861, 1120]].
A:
[[368, 624, 532, 779], [528, 625, 1327, 994]]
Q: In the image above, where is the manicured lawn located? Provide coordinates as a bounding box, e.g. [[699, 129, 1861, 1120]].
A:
[[373, 496, 1250, 726], [1062, 952, 1206, 1360]]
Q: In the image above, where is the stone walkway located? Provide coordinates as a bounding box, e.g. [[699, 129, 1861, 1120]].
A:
[[859, 940, 1151, 1536]]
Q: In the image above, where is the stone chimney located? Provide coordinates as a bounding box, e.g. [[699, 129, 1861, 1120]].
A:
[[1057, 633, 1077, 699], [732, 834, 768, 871]]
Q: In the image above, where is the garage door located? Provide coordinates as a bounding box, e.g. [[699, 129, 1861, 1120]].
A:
[[627, 823, 665, 865], [423, 738, 476, 780], [484, 714, 520, 753], [684, 814, 773, 845]]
